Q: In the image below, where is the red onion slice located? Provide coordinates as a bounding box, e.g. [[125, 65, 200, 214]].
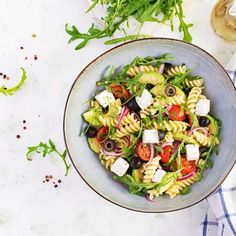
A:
[[158, 64, 165, 74], [172, 141, 181, 154], [101, 147, 123, 156], [117, 106, 129, 129], [146, 144, 155, 165], [177, 171, 195, 181], [161, 142, 173, 148], [145, 193, 155, 202], [132, 112, 141, 122], [166, 104, 172, 112], [122, 136, 131, 147], [188, 127, 208, 136]]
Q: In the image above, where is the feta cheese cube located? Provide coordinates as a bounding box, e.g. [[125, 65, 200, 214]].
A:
[[152, 169, 166, 183], [195, 99, 210, 116], [143, 129, 159, 144], [186, 144, 200, 161], [95, 90, 115, 108], [135, 89, 154, 110], [111, 158, 129, 177]]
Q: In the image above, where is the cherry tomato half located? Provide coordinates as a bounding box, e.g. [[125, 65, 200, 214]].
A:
[[160, 145, 172, 163], [111, 85, 130, 101], [96, 126, 109, 143], [181, 157, 196, 175], [136, 142, 151, 161], [168, 105, 186, 121]]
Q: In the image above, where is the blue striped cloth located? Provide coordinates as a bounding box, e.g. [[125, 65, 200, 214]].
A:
[[202, 54, 236, 236]]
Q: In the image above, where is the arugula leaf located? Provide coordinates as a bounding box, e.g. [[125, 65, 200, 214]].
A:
[[197, 139, 216, 180], [104, 34, 149, 45], [154, 145, 164, 154], [66, 0, 193, 50], [174, 1, 193, 43], [114, 171, 179, 194], [26, 140, 71, 176], [180, 186, 191, 195], [0, 68, 27, 96]]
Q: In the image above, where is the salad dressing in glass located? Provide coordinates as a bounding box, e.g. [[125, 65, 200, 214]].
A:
[[211, 0, 236, 42]]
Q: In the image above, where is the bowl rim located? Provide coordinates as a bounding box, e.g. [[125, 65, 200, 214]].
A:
[[63, 37, 236, 213]]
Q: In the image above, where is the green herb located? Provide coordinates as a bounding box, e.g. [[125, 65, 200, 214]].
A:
[[113, 171, 179, 194], [168, 72, 188, 89], [104, 34, 149, 45], [97, 54, 171, 89], [154, 145, 163, 154], [80, 124, 92, 137], [0, 68, 27, 96], [108, 125, 116, 139], [122, 123, 143, 158], [66, 0, 192, 50], [197, 139, 216, 180], [180, 186, 191, 195], [131, 54, 174, 67], [174, 1, 193, 42], [167, 140, 185, 165], [26, 139, 71, 176]]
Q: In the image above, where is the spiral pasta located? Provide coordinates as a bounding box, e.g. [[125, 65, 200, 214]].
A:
[[139, 163, 147, 174], [185, 78, 204, 87], [187, 87, 202, 113], [143, 156, 161, 183], [90, 100, 100, 108], [198, 94, 206, 100], [149, 120, 162, 129], [197, 159, 206, 167], [164, 132, 174, 143], [166, 174, 197, 199], [127, 65, 159, 76], [140, 97, 163, 118], [115, 113, 141, 138], [162, 120, 189, 132], [99, 153, 117, 170], [101, 116, 118, 127], [191, 131, 211, 147], [165, 65, 187, 77], [146, 189, 160, 200], [165, 94, 186, 105]]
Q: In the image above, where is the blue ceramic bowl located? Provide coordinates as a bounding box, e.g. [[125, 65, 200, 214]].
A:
[[63, 38, 236, 212]]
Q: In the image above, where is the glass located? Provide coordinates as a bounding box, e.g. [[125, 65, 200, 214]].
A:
[[211, 0, 236, 42]]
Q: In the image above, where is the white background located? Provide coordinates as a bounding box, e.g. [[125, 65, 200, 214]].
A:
[[0, 0, 235, 235]]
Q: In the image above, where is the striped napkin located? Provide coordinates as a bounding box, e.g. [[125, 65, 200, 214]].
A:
[[202, 54, 236, 236]]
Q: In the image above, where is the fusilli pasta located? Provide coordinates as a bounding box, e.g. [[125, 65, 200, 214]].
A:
[[164, 132, 174, 143], [140, 97, 163, 118], [115, 113, 141, 138], [165, 65, 187, 77], [165, 94, 186, 105], [166, 174, 197, 198], [127, 65, 159, 76], [146, 189, 160, 200], [185, 78, 204, 87], [99, 153, 117, 170], [143, 156, 161, 183], [187, 87, 202, 113], [162, 120, 189, 132], [101, 116, 118, 127], [191, 131, 211, 147]]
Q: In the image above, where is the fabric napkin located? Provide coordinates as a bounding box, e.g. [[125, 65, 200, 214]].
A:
[[203, 54, 236, 236]]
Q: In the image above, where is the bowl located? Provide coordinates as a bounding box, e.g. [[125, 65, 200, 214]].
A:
[[63, 38, 236, 213]]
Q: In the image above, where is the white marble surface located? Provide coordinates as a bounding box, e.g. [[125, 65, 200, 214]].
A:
[[0, 0, 235, 235]]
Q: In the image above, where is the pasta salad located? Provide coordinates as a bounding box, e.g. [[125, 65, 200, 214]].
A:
[[82, 54, 220, 200]]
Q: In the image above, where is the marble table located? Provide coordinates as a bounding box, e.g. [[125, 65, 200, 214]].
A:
[[0, 0, 235, 235]]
